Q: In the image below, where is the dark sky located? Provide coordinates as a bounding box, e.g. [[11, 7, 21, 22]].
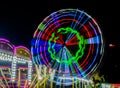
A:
[[0, 1, 120, 83]]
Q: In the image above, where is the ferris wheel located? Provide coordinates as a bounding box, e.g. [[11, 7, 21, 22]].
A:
[[31, 9, 104, 85]]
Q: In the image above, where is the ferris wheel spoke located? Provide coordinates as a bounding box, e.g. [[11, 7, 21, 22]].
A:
[[65, 10, 84, 43], [84, 35, 101, 44], [65, 47, 78, 74], [56, 38, 64, 45], [65, 46, 73, 59], [78, 16, 90, 29], [71, 9, 84, 29], [36, 40, 63, 52], [56, 46, 71, 73], [47, 47, 62, 69], [65, 47, 77, 74], [61, 46, 69, 62], [70, 9, 78, 28], [56, 47, 63, 60], [63, 47, 71, 74], [73, 62, 86, 78], [48, 42, 63, 50], [48, 39, 63, 46], [48, 46, 62, 59], [47, 58, 56, 67], [66, 16, 90, 42], [65, 35, 79, 46], [72, 11, 85, 29], [52, 60, 60, 70]]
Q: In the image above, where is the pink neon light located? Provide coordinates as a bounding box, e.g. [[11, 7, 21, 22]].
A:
[[0, 38, 10, 42], [0, 38, 15, 53]]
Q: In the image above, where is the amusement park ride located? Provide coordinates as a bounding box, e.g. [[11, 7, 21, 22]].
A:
[[0, 9, 119, 88], [0, 38, 32, 87]]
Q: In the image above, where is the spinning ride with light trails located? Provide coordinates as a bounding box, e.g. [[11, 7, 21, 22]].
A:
[[31, 9, 104, 86]]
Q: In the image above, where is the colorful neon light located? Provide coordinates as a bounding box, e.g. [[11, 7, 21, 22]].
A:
[[31, 9, 104, 85], [0, 38, 15, 54], [15, 46, 30, 54], [0, 38, 33, 87], [48, 27, 85, 64], [14, 46, 31, 59]]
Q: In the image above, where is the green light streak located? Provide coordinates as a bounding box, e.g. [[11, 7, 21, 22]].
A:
[[38, 23, 45, 31], [48, 27, 85, 65]]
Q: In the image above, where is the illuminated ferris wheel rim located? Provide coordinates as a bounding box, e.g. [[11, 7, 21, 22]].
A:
[[31, 8, 104, 78], [34, 9, 102, 36]]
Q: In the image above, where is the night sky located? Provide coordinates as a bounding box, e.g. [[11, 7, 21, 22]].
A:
[[0, 1, 120, 83]]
